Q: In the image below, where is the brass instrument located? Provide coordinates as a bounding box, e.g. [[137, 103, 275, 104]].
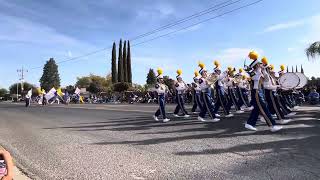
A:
[[207, 73, 218, 88], [232, 75, 242, 84]]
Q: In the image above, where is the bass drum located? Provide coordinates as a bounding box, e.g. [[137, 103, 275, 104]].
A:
[[278, 72, 300, 90], [295, 72, 308, 89]]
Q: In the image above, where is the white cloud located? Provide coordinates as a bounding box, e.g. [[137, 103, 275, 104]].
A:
[[262, 20, 306, 33], [287, 47, 296, 52], [0, 13, 94, 48], [67, 51, 73, 58], [261, 14, 320, 35]]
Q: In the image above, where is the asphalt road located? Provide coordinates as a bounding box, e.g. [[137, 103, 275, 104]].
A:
[[0, 102, 319, 180]]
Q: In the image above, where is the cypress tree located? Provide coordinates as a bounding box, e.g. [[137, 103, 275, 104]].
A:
[[118, 39, 124, 82], [40, 58, 61, 91], [146, 69, 156, 85], [111, 42, 117, 83], [123, 40, 128, 82], [127, 41, 132, 84]]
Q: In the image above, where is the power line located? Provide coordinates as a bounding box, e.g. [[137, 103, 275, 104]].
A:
[[132, 0, 264, 47], [130, 0, 240, 41], [29, 0, 262, 70], [30, 46, 112, 69]]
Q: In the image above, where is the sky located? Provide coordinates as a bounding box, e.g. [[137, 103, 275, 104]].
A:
[[1, 0, 320, 89]]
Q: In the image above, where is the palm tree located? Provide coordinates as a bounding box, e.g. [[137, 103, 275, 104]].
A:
[[306, 41, 320, 60]]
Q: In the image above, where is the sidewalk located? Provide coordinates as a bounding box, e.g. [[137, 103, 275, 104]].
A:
[[0, 146, 31, 180]]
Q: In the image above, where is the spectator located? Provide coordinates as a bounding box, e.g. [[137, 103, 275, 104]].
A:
[[308, 89, 319, 105], [0, 147, 13, 180]]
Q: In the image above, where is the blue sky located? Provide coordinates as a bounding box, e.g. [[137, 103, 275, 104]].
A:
[[1, 0, 320, 89]]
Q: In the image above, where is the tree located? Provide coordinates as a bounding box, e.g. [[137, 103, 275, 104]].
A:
[[76, 76, 91, 88], [123, 40, 128, 82], [9, 82, 34, 95], [113, 82, 130, 92], [118, 39, 124, 82], [75, 74, 112, 94], [163, 76, 175, 90], [0, 88, 8, 97], [65, 85, 75, 94], [111, 42, 117, 83], [40, 58, 61, 91], [87, 80, 104, 94], [146, 69, 156, 85], [306, 41, 320, 60], [127, 41, 132, 84]]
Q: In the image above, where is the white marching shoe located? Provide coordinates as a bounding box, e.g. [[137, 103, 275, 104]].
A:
[[163, 118, 171, 123], [272, 114, 277, 118], [153, 115, 159, 121], [173, 114, 180, 117], [236, 110, 244, 114], [270, 125, 283, 132], [192, 112, 199, 114], [286, 112, 296, 117], [245, 123, 257, 131], [183, 114, 190, 118], [215, 114, 221, 117], [279, 119, 292, 125], [246, 106, 254, 111], [197, 116, 206, 122], [225, 114, 234, 118], [208, 118, 220, 123]]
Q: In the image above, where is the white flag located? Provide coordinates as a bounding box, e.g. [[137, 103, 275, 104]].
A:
[[45, 88, 57, 101], [26, 89, 32, 98], [74, 87, 81, 95]]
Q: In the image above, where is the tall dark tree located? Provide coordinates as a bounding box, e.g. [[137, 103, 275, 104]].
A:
[[146, 69, 156, 85], [111, 42, 117, 83], [127, 41, 132, 84], [40, 58, 61, 91], [123, 40, 128, 82], [118, 39, 124, 82]]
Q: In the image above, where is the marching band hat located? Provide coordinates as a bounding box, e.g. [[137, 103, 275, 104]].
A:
[[198, 62, 207, 75], [248, 51, 259, 60], [176, 69, 183, 79], [157, 68, 164, 79], [261, 56, 268, 65]]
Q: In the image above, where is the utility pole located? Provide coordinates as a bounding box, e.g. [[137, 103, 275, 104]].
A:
[[17, 67, 28, 100]]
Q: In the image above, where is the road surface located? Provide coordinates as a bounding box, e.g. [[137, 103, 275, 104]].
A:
[[0, 102, 319, 180]]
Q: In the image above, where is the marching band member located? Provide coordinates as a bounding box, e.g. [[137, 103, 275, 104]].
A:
[[212, 60, 233, 117], [261, 58, 292, 125], [244, 51, 283, 132], [225, 67, 243, 114], [197, 62, 220, 122], [236, 69, 252, 110], [173, 69, 190, 118], [277, 65, 297, 117], [153, 68, 170, 122], [191, 71, 202, 114]]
